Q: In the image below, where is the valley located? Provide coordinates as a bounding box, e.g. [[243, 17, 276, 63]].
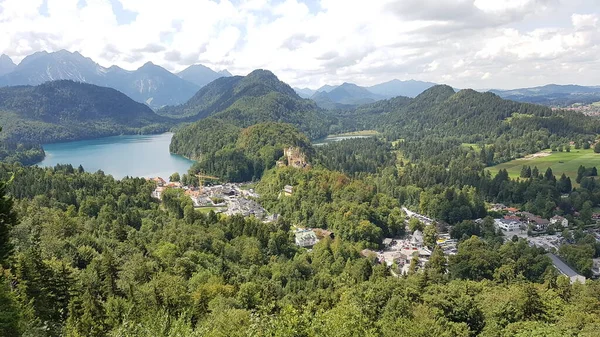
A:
[[2, 56, 600, 337]]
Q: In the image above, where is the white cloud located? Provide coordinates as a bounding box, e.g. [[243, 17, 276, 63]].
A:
[[0, 0, 599, 89]]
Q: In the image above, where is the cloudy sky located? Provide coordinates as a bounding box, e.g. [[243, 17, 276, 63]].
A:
[[0, 0, 599, 89]]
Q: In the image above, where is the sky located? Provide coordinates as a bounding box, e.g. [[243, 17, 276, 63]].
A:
[[0, 0, 599, 89]]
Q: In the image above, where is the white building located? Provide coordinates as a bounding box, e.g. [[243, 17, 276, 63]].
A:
[[295, 229, 319, 248], [494, 219, 521, 232], [550, 215, 569, 228]]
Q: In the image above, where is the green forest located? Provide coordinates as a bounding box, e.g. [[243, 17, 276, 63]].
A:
[[2, 74, 600, 336], [171, 121, 314, 182], [1, 163, 600, 337]]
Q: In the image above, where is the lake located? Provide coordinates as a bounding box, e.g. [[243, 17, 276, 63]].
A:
[[37, 133, 195, 180], [312, 135, 373, 146]]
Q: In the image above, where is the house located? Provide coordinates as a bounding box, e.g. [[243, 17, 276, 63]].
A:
[[148, 177, 166, 187], [382, 238, 394, 248], [550, 215, 569, 228], [283, 185, 294, 196], [495, 219, 521, 232], [167, 181, 182, 188], [529, 217, 550, 231], [151, 186, 165, 200], [548, 253, 586, 284], [295, 229, 319, 248], [506, 207, 519, 214]]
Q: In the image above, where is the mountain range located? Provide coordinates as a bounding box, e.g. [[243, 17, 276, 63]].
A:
[[294, 79, 438, 109], [490, 84, 600, 106], [0, 80, 167, 144], [0, 50, 231, 108], [160, 69, 330, 139]]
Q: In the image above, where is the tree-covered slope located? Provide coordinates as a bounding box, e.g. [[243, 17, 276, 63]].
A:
[[0, 80, 167, 144], [171, 120, 313, 182], [159, 69, 330, 139]]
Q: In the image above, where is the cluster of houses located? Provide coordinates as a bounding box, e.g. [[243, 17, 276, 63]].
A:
[[490, 204, 568, 233], [360, 210, 459, 275], [490, 203, 600, 284], [149, 177, 273, 221]]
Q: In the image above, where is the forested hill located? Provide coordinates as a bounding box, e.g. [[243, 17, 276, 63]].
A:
[[159, 69, 330, 139], [171, 120, 313, 182], [338, 84, 600, 164], [0, 80, 167, 144]]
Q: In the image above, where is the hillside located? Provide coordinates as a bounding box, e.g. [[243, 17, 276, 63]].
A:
[[160, 69, 330, 139], [490, 84, 600, 107], [368, 79, 437, 98], [104, 62, 199, 107], [311, 82, 384, 109], [0, 50, 199, 108], [330, 85, 600, 165], [171, 120, 313, 181], [0, 80, 167, 144]]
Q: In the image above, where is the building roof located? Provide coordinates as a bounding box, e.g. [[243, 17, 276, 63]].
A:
[[295, 230, 318, 247], [548, 253, 581, 278]]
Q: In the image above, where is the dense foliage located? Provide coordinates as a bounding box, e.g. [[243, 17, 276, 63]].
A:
[[0, 80, 168, 144], [2, 71, 600, 337], [314, 138, 396, 175], [333, 85, 600, 166], [172, 121, 314, 182], [0, 164, 598, 337]]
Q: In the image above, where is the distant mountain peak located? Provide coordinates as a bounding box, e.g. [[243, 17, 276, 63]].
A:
[[140, 61, 157, 69], [0, 54, 14, 63], [247, 69, 277, 79], [368, 78, 438, 98], [176, 63, 231, 88], [0, 54, 16, 76]]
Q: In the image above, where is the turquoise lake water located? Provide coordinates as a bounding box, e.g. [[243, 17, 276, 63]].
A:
[[37, 133, 195, 180]]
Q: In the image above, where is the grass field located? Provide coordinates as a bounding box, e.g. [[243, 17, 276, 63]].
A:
[[489, 148, 600, 181]]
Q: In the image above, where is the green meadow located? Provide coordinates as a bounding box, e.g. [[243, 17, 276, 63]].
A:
[[489, 148, 600, 181]]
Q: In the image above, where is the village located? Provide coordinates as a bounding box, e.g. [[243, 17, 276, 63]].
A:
[[148, 176, 600, 284], [148, 177, 276, 222], [295, 203, 600, 284]]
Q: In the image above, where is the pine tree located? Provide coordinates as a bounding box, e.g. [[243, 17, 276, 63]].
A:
[[0, 176, 16, 266], [544, 167, 555, 182], [577, 165, 586, 183]]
